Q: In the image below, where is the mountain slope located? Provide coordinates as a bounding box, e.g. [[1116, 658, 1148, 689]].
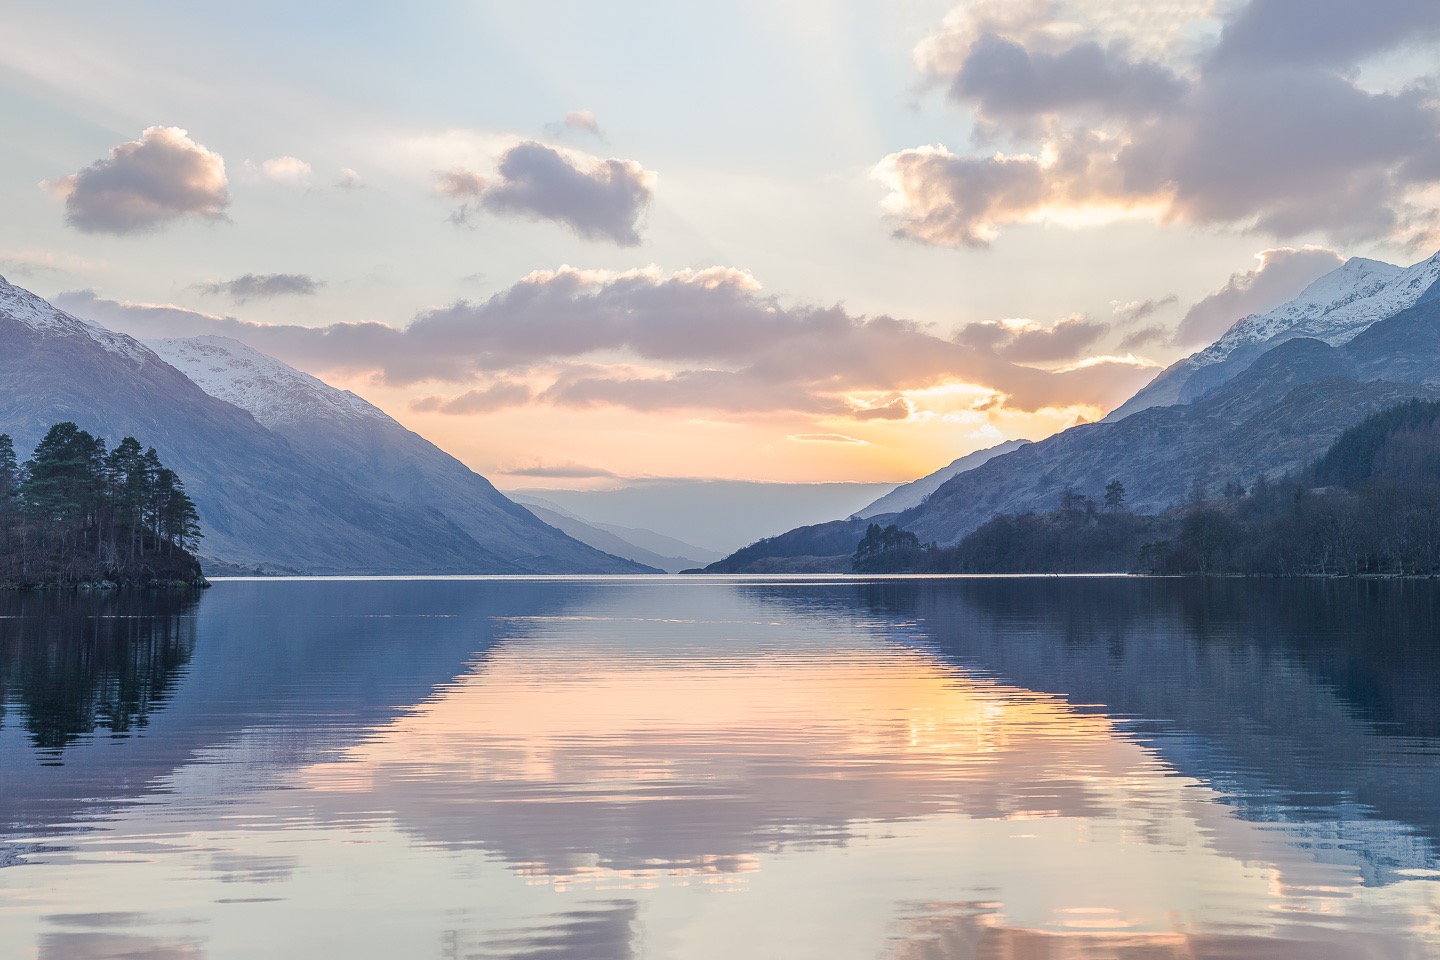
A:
[[0, 278, 648, 574], [707, 263, 1440, 569], [1108, 252, 1440, 422], [901, 299, 1440, 546], [145, 335, 651, 574], [853, 439, 1030, 518]]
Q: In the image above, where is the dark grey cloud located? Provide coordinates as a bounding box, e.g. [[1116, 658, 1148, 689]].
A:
[[953, 33, 1188, 121], [433, 143, 654, 244], [483, 142, 654, 246], [956, 316, 1109, 363], [47, 126, 230, 235], [197, 273, 322, 302], [1211, 0, 1440, 69], [886, 5, 1440, 247], [59, 265, 1155, 416], [1138, 66, 1437, 239], [1117, 325, 1169, 351], [1174, 245, 1344, 346]]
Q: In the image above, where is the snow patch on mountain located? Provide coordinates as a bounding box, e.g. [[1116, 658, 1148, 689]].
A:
[[1194, 255, 1427, 366], [1106, 250, 1440, 422], [146, 335, 391, 430], [0, 273, 154, 363]]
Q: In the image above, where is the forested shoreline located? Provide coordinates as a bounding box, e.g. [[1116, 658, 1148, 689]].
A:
[[0, 422, 206, 588], [854, 400, 1440, 577]]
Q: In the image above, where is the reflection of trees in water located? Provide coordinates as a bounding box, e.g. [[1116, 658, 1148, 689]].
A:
[[0, 590, 200, 760], [847, 578, 1440, 737]]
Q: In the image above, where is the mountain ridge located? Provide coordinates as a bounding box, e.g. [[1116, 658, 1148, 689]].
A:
[[0, 278, 651, 575]]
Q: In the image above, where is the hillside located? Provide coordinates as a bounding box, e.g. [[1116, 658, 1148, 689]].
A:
[[0, 277, 649, 574]]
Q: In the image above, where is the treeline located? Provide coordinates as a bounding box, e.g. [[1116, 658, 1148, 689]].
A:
[[854, 400, 1440, 577], [0, 422, 205, 587]]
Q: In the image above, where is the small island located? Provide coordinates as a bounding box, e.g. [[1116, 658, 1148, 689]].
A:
[[0, 422, 206, 589]]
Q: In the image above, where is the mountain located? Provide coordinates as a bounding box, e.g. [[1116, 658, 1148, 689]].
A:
[[852, 439, 1030, 518], [508, 496, 722, 573], [0, 278, 649, 574], [706, 250, 1440, 570], [1108, 252, 1440, 421], [503, 480, 898, 555]]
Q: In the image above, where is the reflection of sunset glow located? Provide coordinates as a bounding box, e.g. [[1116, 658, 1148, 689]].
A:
[[288, 603, 1439, 955], [6, 582, 1440, 960]]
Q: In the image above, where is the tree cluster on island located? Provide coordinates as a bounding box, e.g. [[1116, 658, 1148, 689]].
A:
[[0, 422, 206, 588], [853, 400, 1440, 577]]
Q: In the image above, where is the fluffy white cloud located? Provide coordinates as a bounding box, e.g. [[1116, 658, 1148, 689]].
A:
[[45, 126, 230, 235], [258, 156, 312, 186]]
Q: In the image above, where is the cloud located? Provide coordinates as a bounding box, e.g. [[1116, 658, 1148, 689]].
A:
[[259, 156, 311, 187], [851, 397, 913, 421], [434, 168, 487, 199], [45, 126, 230, 235], [336, 167, 363, 189], [196, 273, 322, 302], [1173, 245, 1344, 346], [1210, 0, 1440, 69], [59, 265, 1156, 419], [955, 315, 1109, 363], [1112, 295, 1177, 324], [502, 461, 619, 479], [481, 142, 655, 245], [1116, 324, 1169, 350], [790, 434, 866, 444], [412, 381, 532, 414], [0, 249, 101, 279], [952, 32, 1188, 122], [545, 110, 607, 141], [886, 5, 1440, 247]]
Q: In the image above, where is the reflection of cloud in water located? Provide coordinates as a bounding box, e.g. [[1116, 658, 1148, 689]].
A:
[[208, 852, 296, 884], [465, 900, 638, 960], [887, 901, 1374, 960], [302, 620, 1160, 881], [39, 932, 203, 960]]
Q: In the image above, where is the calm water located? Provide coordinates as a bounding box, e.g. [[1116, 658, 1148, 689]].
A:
[[1, 577, 1439, 959]]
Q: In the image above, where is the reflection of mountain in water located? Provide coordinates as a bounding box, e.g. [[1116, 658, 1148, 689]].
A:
[[826, 577, 1440, 886], [0, 591, 199, 760], [0, 579, 593, 840]]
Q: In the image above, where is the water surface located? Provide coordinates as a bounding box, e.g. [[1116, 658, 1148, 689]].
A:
[[1, 577, 1438, 958]]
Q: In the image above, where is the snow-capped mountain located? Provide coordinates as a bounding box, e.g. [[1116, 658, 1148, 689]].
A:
[[147, 335, 389, 430], [0, 276, 649, 574], [1108, 250, 1440, 421], [0, 271, 155, 364]]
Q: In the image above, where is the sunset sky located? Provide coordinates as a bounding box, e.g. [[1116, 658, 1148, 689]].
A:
[[3, 0, 1440, 486]]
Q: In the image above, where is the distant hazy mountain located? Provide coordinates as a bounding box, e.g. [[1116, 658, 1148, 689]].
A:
[[0, 278, 648, 574], [503, 479, 898, 555], [852, 439, 1030, 519], [707, 249, 1440, 570], [508, 495, 723, 573]]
